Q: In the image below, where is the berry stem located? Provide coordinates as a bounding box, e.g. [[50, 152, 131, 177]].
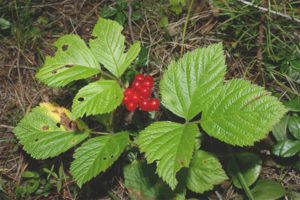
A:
[[101, 71, 125, 88]]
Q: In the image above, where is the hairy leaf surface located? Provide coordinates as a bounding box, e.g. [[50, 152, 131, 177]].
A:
[[71, 132, 129, 187], [201, 79, 287, 146], [139, 121, 199, 190], [36, 35, 100, 86], [13, 103, 89, 159], [89, 18, 140, 78], [160, 43, 226, 120], [186, 150, 228, 193], [72, 80, 123, 119]]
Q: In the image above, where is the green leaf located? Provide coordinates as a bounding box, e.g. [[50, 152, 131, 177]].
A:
[[251, 179, 285, 200], [284, 97, 300, 112], [160, 43, 226, 121], [89, 18, 140, 78], [171, 5, 183, 14], [72, 80, 123, 119], [70, 132, 129, 187], [139, 121, 199, 190], [227, 152, 262, 189], [272, 139, 300, 157], [170, 0, 187, 6], [288, 116, 300, 140], [158, 16, 169, 27], [36, 35, 100, 86], [272, 115, 289, 142], [13, 103, 89, 159], [22, 171, 40, 179], [124, 161, 175, 199], [201, 79, 287, 146], [25, 179, 39, 194], [186, 150, 228, 193], [0, 18, 10, 30]]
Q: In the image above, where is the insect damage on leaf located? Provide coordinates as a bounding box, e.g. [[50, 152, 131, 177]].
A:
[[41, 102, 87, 131], [52, 64, 74, 74]]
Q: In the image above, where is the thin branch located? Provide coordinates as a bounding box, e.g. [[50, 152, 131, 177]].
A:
[[127, 0, 135, 43], [237, 0, 300, 23]]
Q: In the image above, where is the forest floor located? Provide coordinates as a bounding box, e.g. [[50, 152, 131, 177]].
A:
[[1, 0, 300, 199]]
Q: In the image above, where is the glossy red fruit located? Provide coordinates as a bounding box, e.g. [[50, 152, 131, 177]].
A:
[[142, 80, 153, 88], [144, 75, 153, 82], [149, 98, 160, 111], [139, 99, 150, 111], [132, 80, 143, 91], [124, 88, 135, 97], [138, 87, 152, 98], [122, 96, 131, 104], [131, 93, 141, 104], [126, 101, 138, 111], [135, 73, 144, 82]]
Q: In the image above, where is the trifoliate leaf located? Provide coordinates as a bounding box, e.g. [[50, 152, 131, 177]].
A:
[[201, 79, 287, 146], [139, 121, 199, 190], [72, 80, 123, 119], [71, 132, 129, 187], [160, 43, 226, 121], [13, 103, 89, 159], [89, 18, 140, 78], [36, 35, 100, 86], [124, 161, 175, 199], [186, 150, 228, 193], [227, 152, 262, 189]]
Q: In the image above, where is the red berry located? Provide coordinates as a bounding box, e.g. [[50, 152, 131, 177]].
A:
[[142, 80, 153, 88], [144, 75, 153, 82], [139, 99, 150, 111], [131, 93, 141, 104], [138, 87, 152, 98], [132, 80, 143, 91], [135, 73, 144, 82], [149, 98, 160, 111], [124, 88, 135, 97], [122, 96, 131, 104], [126, 101, 138, 111]]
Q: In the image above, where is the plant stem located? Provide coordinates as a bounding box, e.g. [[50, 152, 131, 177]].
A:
[[89, 131, 111, 135], [180, 0, 194, 56], [227, 146, 255, 200], [101, 71, 125, 88]]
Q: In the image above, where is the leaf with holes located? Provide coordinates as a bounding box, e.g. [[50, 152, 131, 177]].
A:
[[13, 103, 89, 159], [89, 18, 140, 78], [160, 43, 226, 121], [72, 80, 123, 119], [139, 121, 199, 190], [70, 132, 129, 187], [200, 79, 287, 146], [36, 35, 100, 86], [186, 150, 228, 193]]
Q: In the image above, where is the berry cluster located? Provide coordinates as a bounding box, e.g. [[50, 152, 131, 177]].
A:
[[122, 74, 160, 111]]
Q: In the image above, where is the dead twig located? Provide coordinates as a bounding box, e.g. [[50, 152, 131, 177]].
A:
[[256, 0, 267, 73], [237, 0, 300, 23], [127, 0, 135, 43]]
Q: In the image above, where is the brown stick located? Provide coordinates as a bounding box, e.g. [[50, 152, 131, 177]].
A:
[[257, 0, 267, 72], [127, 0, 135, 43]]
